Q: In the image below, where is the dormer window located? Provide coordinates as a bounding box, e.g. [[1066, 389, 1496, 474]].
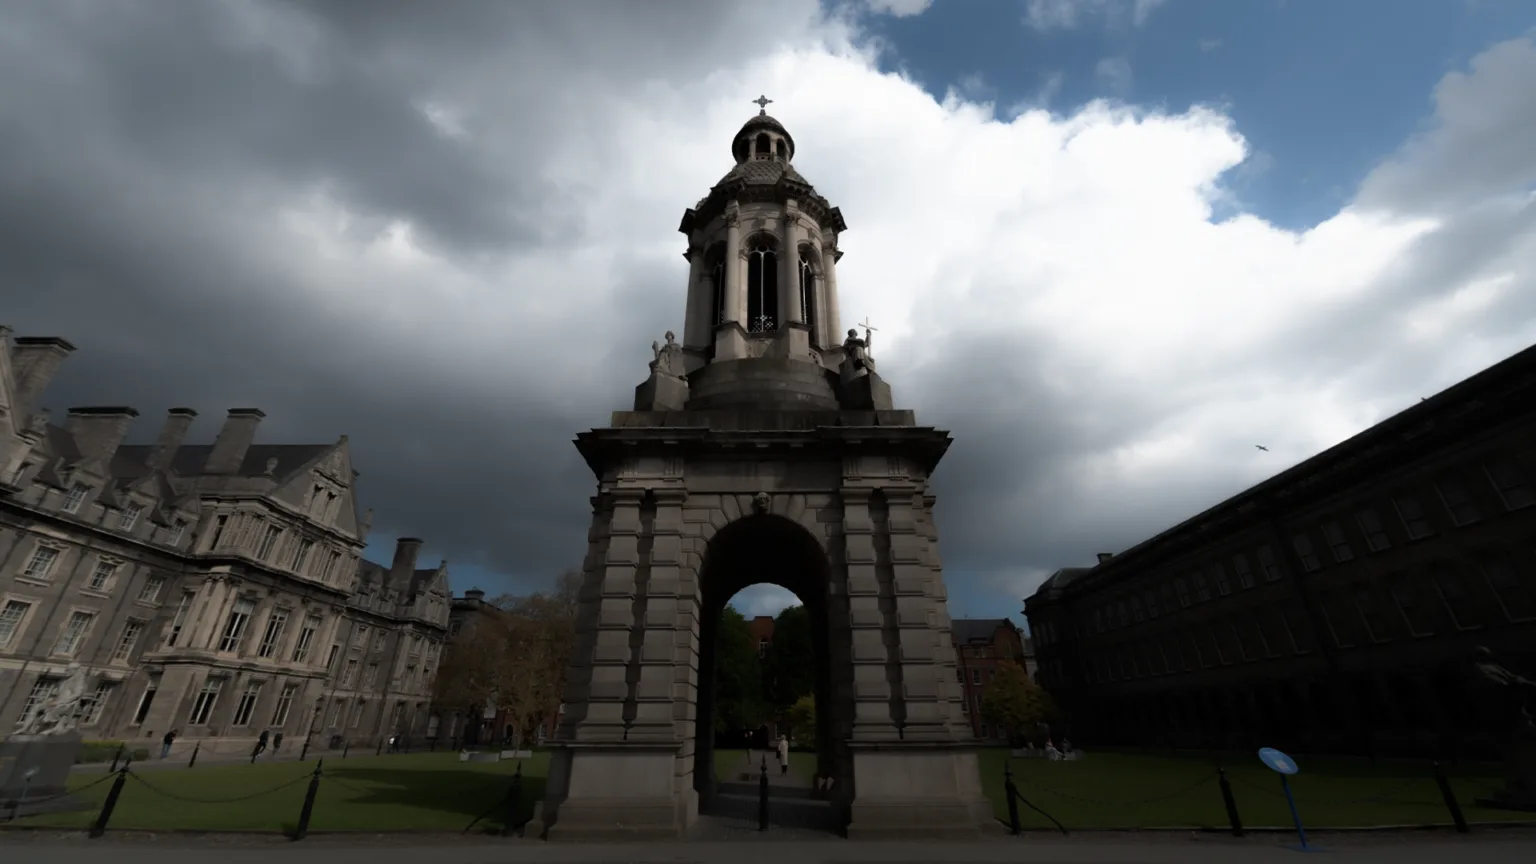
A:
[[167, 520, 186, 546], [119, 503, 143, 531], [62, 484, 89, 514]]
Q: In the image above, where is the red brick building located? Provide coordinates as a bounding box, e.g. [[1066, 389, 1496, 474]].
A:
[[749, 615, 776, 657], [951, 618, 1035, 742]]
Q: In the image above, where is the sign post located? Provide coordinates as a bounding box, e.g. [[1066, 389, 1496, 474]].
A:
[[1258, 747, 1310, 852]]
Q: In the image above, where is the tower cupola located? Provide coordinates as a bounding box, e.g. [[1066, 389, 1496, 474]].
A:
[[632, 96, 891, 414], [732, 96, 795, 164]]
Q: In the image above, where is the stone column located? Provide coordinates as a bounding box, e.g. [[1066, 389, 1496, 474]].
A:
[[628, 489, 687, 743], [680, 245, 708, 350], [723, 206, 744, 326], [821, 243, 842, 349], [885, 488, 956, 742], [573, 488, 647, 743], [840, 488, 901, 741], [780, 204, 804, 326], [197, 578, 235, 650]]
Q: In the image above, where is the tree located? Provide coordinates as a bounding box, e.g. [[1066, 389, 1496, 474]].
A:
[[783, 694, 816, 747], [713, 607, 767, 733], [433, 611, 516, 741], [492, 569, 582, 750], [760, 604, 816, 713], [980, 661, 1058, 746]]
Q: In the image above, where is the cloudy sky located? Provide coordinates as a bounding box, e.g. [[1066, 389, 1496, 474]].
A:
[[5, 0, 1535, 626]]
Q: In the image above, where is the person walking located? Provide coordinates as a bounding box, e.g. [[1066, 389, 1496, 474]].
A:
[[776, 734, 790, 777], [273, 731, 284, 752], [160, 729, 177, 759], [251, 729, 270, 762]]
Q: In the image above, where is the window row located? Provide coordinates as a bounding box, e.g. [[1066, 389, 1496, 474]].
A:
[[1079, 548, 1535, 686], [54, 483, 188, 545], [1088, 454, 1532, 637]]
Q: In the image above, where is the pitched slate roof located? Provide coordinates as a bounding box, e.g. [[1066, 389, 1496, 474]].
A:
[[951, 618, 1012, 644]]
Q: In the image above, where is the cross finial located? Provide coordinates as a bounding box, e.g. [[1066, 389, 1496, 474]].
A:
[[858, 316, 879, 333], [752, 94, 773, 115]]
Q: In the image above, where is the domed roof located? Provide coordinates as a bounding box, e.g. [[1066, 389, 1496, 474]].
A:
[[714, 158, 812, 189], [732, 111, 796, 161], [737, 112, 790, 138]]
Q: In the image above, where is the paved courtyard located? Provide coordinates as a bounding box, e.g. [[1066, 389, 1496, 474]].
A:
[[4, 830, 1535, 864]]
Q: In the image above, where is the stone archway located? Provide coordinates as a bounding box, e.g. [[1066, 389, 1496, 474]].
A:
[[692, 513, 850, 817]]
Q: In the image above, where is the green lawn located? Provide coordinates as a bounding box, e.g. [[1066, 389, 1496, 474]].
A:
[[976, 749, 1536, 830], [13, 751, 543, 833], [11, 747, 1529, 833]]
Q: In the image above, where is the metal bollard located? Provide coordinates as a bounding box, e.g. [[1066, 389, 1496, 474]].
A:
[[89, 766, 129, 839], [1217, 768, 1244, 837], [108, 744, 125, 774], [188, 742, 200, 768], [1004, 763, 1022, 835], [292, 759, 324, 841], [300, 736, 311, 761], [501, 762, 524, 837], [376, 738, 384, 757], [1431, 762, 1470, 834], [758, 754, 769, 831], [343, 740, 350, 759]]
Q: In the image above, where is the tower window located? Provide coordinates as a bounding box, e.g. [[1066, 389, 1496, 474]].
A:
[[755, 132, 771, 159], [746, 240, 779, 332], [776, 139, 787, 160], [799, 250, 816, 341]]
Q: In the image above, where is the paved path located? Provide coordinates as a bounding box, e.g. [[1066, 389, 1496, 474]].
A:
[[4, 832, 1535, 864]]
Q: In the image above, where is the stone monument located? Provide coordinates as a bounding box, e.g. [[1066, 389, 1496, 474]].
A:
[[1, 664, 90, 814], [537, 101, 994, 840]]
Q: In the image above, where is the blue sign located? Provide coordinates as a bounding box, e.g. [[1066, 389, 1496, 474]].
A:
[[1258, 747, 1299, 775]]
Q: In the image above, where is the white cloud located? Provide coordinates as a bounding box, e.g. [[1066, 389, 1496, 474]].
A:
[[730, 585, 802, 618], [1025, 0, 1166, 31], [864, 0, 935, 16]]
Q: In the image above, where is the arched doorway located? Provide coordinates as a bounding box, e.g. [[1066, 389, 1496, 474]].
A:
[[693, 513, 848, 831]]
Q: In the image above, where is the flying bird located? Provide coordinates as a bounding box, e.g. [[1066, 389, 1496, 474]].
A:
[[1255, 445, 1269, 452]]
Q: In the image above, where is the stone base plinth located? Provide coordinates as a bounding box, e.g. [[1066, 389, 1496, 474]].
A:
[[540, 744, 694, 841], [844, 746, 1000, 839], [0, 732, 83, 802]]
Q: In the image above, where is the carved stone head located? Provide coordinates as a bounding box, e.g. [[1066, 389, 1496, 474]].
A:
[[752, 492, 771, 515]]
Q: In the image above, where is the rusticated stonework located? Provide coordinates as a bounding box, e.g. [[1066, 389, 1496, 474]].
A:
[[536, 109, 995, 841]]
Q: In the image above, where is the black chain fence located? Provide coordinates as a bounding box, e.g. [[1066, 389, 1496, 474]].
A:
[[995, 754, 1525, 838], [3, 756, 530, 841]]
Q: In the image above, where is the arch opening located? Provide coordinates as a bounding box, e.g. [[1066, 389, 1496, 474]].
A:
[[693, 513, 846, 832]]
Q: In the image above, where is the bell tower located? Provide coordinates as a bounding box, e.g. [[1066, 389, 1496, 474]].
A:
[[639, 99, 892, 415], [539, 99, 994, 842]]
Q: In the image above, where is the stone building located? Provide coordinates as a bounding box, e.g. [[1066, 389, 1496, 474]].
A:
[[950, 618, 1032, 742], [0, 327, 450, 750], [1024, 343, 1536, 760], [540, 104, 993, 840]]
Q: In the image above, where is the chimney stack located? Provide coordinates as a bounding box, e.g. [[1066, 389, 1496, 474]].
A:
[[11, 336, 76, 412], [203, 408, 265, 474], [390, 537, 424, 580], [147, 408, 198, 471], [1096, 552, 1114, 565], [65, 407, 140, 464]]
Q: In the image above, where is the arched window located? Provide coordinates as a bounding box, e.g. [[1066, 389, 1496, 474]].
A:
[[745, 238, 778, 332], [798, 249, 816, 341], [776, 139, 787, 160], [755, 132, 771, 159], [705, 245, 726, 327]]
